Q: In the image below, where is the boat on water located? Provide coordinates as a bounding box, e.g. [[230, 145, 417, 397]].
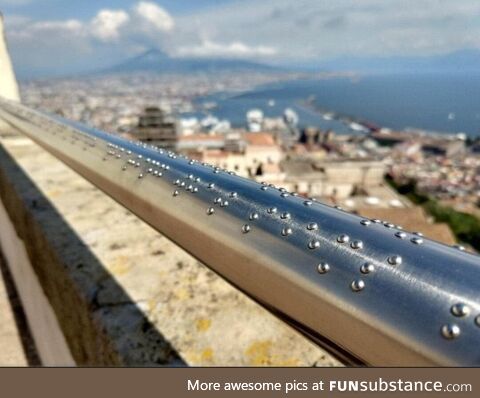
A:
[[348, 122, 368, 132]]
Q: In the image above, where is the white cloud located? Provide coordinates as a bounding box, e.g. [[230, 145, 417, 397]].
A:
[[177, 40, 277, 58], [133, 1, 174, 32], [5, 1, 176, 76], [91, 9, 129, 42], [31, 19, 83, 32], [2, 14, 31, 28], [6, 0, 480, 77], [6, 2, 174, 45], [173, 0, 480, 61]]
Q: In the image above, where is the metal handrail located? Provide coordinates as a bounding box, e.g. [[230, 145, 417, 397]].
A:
[[1, 96, 479, 366]]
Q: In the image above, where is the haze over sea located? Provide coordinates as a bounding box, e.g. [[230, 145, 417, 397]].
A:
[[196, 74, 480, 137]]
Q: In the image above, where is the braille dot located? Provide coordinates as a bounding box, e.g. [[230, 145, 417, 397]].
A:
[[208, 183, 215, 189], [173, 190, 179, 197], [261, 186, 268, 191], [281, 227, 292, 236], [307, 222, 318, 231], [214, 197, 222, 204], [267, 207, 277, 214], [138, 173, 144, 179], [121, 166, 127, 171], [279, 188, 287, 193], [193, 187, 199, 193], [351, 240, 363, 250], [360, 263, 375, 274], [195, 177, 201, 182], [351, 279, 365, 292], [372, 219, 381, 223], [220, 200, 229, 207], [304, 200, 313, 206], [308, 240, 320, 249], [317, 262, 330, 274], [441, 324, 460, 339], [384, 223, 395, 228], [388, 255, 402, 266], [360, 219, 371, 226], [413, 231, 424, 237], [337, 234, 350, 243], [180, 181, 186, 187], [242, 224, 251, 233], [395, 231, 407, 239], [454, 244, 466, 251], [230, 192, 238, 198], [207, 207, 215, 215], [280, 212, 291, 219], [451, 303, 470, 317], [475, 315, 480, 327], [249, 212, 259, 220], [280, 192, 289, 198], [411, 237, 423, 245]]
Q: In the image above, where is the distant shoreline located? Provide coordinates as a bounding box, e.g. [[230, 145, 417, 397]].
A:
[[194, 75, 480, 137]]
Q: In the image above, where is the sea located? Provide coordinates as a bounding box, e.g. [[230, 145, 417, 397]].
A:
[[190, 74, 480, 137]]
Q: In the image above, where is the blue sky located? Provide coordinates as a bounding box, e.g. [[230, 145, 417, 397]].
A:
[[0, 0, 234, 20], [2, 0, 480, 78]]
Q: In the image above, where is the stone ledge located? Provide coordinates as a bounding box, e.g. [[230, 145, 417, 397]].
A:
[[0, 136, 338, 366]]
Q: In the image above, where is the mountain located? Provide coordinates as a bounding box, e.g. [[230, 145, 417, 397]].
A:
[[315, 49, 480, 75], [100, 49, 281, 75]]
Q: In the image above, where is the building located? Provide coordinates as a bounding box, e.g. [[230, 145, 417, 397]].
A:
[[356, 207, 456, 245], [371, 130, 465, 157], [176, 133, 225, 152], [130, 107, 178, 149], [262, 158, 387, 199], [189, 132, 283, 178]]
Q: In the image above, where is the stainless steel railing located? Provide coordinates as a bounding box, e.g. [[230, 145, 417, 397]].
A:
[[1, 96, 479, 366]]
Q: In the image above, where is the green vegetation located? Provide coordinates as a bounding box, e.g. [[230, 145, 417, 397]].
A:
[[387, 176, 480, 250]]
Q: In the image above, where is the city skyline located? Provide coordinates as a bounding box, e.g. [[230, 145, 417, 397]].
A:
[[2, 0, 480, 78]]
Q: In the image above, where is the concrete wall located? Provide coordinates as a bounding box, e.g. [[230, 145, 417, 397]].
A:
[[0, 199, 75, 365], [0, 140, 182, 365], [0, 13, 20, 134], [0, 14, 19, 102]]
